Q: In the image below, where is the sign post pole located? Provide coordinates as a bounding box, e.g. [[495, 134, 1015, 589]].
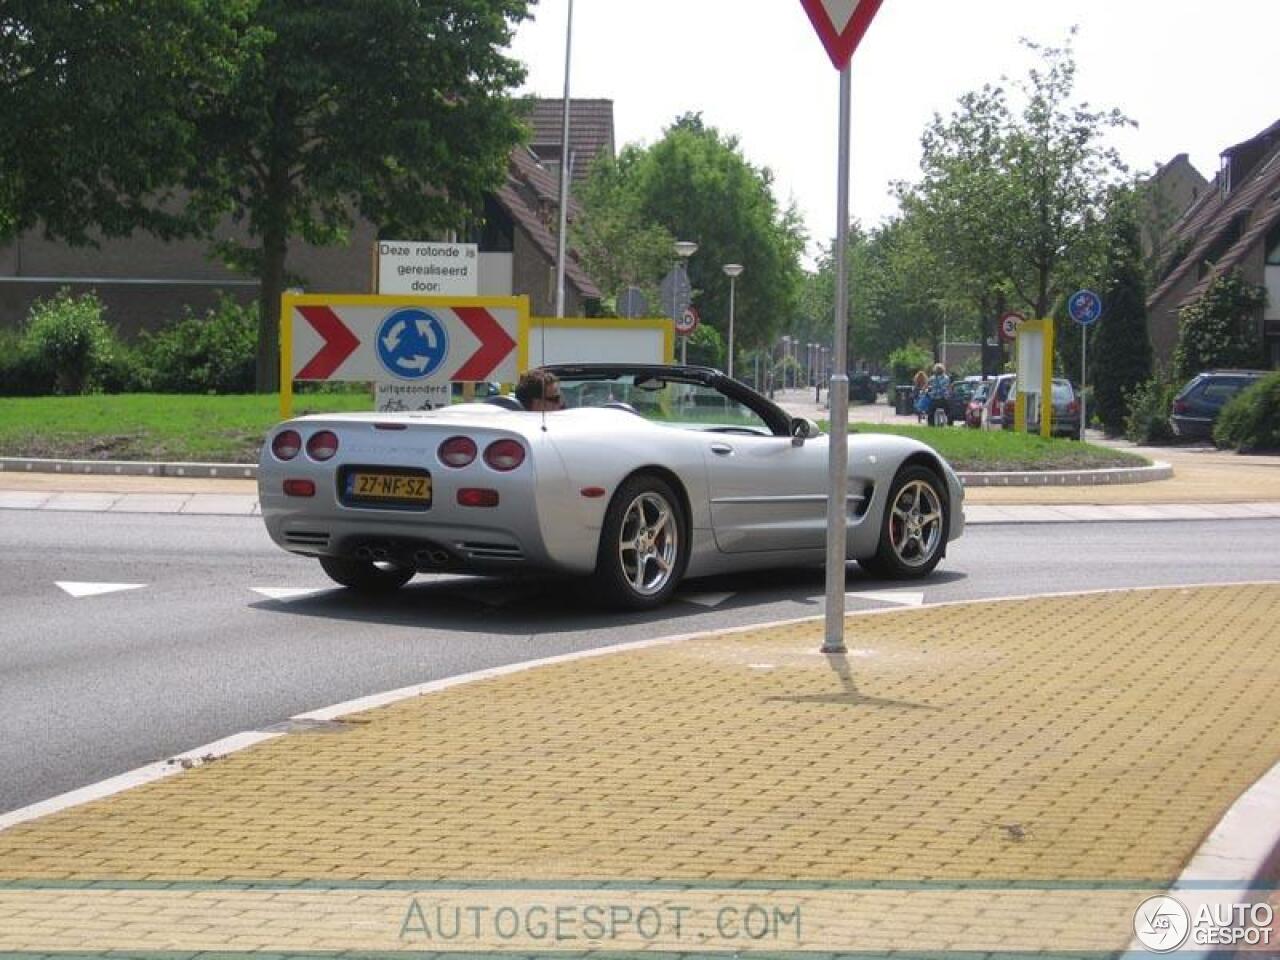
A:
[[1067, 289, 1102, 441], [799, 0, 884, 655], [822, 63, 852, 655]]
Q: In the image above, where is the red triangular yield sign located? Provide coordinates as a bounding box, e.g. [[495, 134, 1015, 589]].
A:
[[799, 0, 884, 70]]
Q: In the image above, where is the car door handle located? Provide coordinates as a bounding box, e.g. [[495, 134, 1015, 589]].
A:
[[710, 443, 734, 456]]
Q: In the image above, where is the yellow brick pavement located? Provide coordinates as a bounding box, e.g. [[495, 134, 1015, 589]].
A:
[[0, 584, 1277, 889]]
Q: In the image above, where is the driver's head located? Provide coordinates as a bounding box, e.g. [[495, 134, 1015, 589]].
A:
[[515, 368, 564, 411]]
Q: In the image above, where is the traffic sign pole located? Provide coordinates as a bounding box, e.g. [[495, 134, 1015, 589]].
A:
[[822, 63, 852, 655], [1067, 290, 1102, 442], [1081, 325, 1087, 441], [798, 0, 883, 655]]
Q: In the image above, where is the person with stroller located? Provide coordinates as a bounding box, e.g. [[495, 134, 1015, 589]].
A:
[[915, 363, 951, 425]]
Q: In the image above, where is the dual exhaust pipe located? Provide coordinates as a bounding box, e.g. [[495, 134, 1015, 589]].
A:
[[354, 544, 451, 568]]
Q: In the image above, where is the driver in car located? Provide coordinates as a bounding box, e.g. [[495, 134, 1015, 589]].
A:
[[515, 368, 565, 411]]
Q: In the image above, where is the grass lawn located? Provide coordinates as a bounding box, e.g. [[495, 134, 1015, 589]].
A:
[[0, 392, 1146, 471], [0, 392, 371, 463], [845, 421, 1145, 472]]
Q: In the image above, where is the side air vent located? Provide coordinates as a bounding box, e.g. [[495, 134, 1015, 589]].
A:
[[459, 541, 524, 561], [285, 531, 331, 549]]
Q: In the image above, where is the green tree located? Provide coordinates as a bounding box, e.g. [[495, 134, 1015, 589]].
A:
[[897, 84, 1017, 374], [1173, 271, 1268, 381], [619, 114, 806, 370], [798, 221, 878, 372], [184, 0, 532, 391], [1091, 191, 1151, 434], [0, 0, 248, 243], [1002, 32, 1130, 319], [571, 153, 675, 315], [899, 31, 1129, 373]]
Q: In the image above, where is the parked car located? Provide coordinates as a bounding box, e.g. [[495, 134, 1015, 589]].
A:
[[259, 363, 966, 610], [947, 376, 985, 424], [849, 372, 879, 404], [964, 380, 991, 429], [981, 374, 1018, 430], [1000, 377, 1081, 438], [1170, 370, 1268, 441]]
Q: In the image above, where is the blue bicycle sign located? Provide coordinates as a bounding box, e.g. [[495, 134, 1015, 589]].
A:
[[1068, 289, 1102, 326], [375, 308, 449, 380]]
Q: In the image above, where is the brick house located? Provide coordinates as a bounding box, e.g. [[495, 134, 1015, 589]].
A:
[[0, 98, 612, 338], [1146, 119, 1280, 369]]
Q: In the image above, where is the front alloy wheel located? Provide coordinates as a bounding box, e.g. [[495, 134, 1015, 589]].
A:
[[595, 475, 688, 609], [860, 465, 947, 579]]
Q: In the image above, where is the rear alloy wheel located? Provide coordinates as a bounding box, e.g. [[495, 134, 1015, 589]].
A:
[[594, 474, 688, 609], [860, 465, 947, 579], [319, 555, 415, 593]]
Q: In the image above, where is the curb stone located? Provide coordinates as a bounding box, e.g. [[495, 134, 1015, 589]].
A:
[[0, 457, 255, 480], [2, 456, 1172, 488]]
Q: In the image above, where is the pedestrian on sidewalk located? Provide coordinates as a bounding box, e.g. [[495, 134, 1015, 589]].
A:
[[924, 362, 952, 426]]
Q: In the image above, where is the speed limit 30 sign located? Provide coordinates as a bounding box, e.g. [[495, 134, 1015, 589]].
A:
[[999, 311, 1024, 342]]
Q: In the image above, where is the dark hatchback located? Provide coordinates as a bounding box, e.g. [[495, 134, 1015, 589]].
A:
[[1170, 370, 1267, 440]]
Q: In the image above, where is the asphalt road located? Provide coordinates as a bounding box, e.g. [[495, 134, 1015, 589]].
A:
[[3, 509, 1278, 813]]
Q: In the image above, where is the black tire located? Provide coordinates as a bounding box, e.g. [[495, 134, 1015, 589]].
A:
[[859, 465, 948, 579], [593, 474, 688, 610], [319, 555, 415, 593]]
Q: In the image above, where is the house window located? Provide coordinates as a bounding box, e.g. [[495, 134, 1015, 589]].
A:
[[1265, 223, 1280, 324], [1220, 155, 1232, 199], [1266, 222, 1280, 266]]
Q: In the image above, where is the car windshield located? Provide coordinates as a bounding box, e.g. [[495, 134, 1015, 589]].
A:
[[558, 373, 773, 434]]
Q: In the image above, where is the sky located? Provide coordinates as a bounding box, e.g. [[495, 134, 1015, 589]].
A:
[[508, 0, 1280, 268]]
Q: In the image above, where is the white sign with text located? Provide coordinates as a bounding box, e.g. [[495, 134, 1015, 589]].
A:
[[377, 240, 479, 296]]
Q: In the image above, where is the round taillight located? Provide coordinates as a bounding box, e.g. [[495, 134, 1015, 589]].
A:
[[271, 429, 302, 461], [438, 435, 478, 468], [306, 430, 339, 461], [483, 438, 525, 472]]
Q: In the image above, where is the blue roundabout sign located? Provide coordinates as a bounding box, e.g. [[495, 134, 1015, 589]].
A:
[[376, 308, 449, 380]]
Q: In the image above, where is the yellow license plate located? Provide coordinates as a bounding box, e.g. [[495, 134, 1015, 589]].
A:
[[348, 473, 431, 502]]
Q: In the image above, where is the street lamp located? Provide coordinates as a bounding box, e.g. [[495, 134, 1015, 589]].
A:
[[674, 241, 697, 364], [722, 263, 743, 378]]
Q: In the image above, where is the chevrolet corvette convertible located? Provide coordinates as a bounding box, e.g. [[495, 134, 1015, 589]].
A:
[[259, 364, 965, 609]]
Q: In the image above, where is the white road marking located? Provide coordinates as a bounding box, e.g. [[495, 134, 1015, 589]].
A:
[[845, 590, 926, 607], [55, 581, 146, 598], [683, 591, 735, 608], [251, 587, 330, 601]]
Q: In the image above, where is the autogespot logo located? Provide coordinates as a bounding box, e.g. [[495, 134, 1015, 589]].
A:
[[1134, 895, 1191, 952]]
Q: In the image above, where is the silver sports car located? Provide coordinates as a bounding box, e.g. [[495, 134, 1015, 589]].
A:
[[259, 364, 965, 609]]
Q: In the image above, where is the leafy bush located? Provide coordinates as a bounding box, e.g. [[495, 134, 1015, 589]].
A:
[[888, 343, 932, 386], [1213, 371, 1280, 452], [1123, 372, 1179, 444], [134, 295, 257, 393], [685, 324, 724, 369], [20, 289, 118, 394], [1173, 270, 1266, 381], [0, 327, 54, 395]]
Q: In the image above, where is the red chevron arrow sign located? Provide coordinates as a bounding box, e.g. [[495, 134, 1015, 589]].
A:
[[799, 0, 884, 69], [286, 296, 524, 385]]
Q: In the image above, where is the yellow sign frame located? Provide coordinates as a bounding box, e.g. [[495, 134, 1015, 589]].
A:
[[526, 316, 675, 367], [1013, 317, 1054, 439], [278, 293, 530, 419]]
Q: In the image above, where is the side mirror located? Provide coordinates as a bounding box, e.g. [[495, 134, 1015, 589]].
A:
[[790, 417, 820, 443]]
